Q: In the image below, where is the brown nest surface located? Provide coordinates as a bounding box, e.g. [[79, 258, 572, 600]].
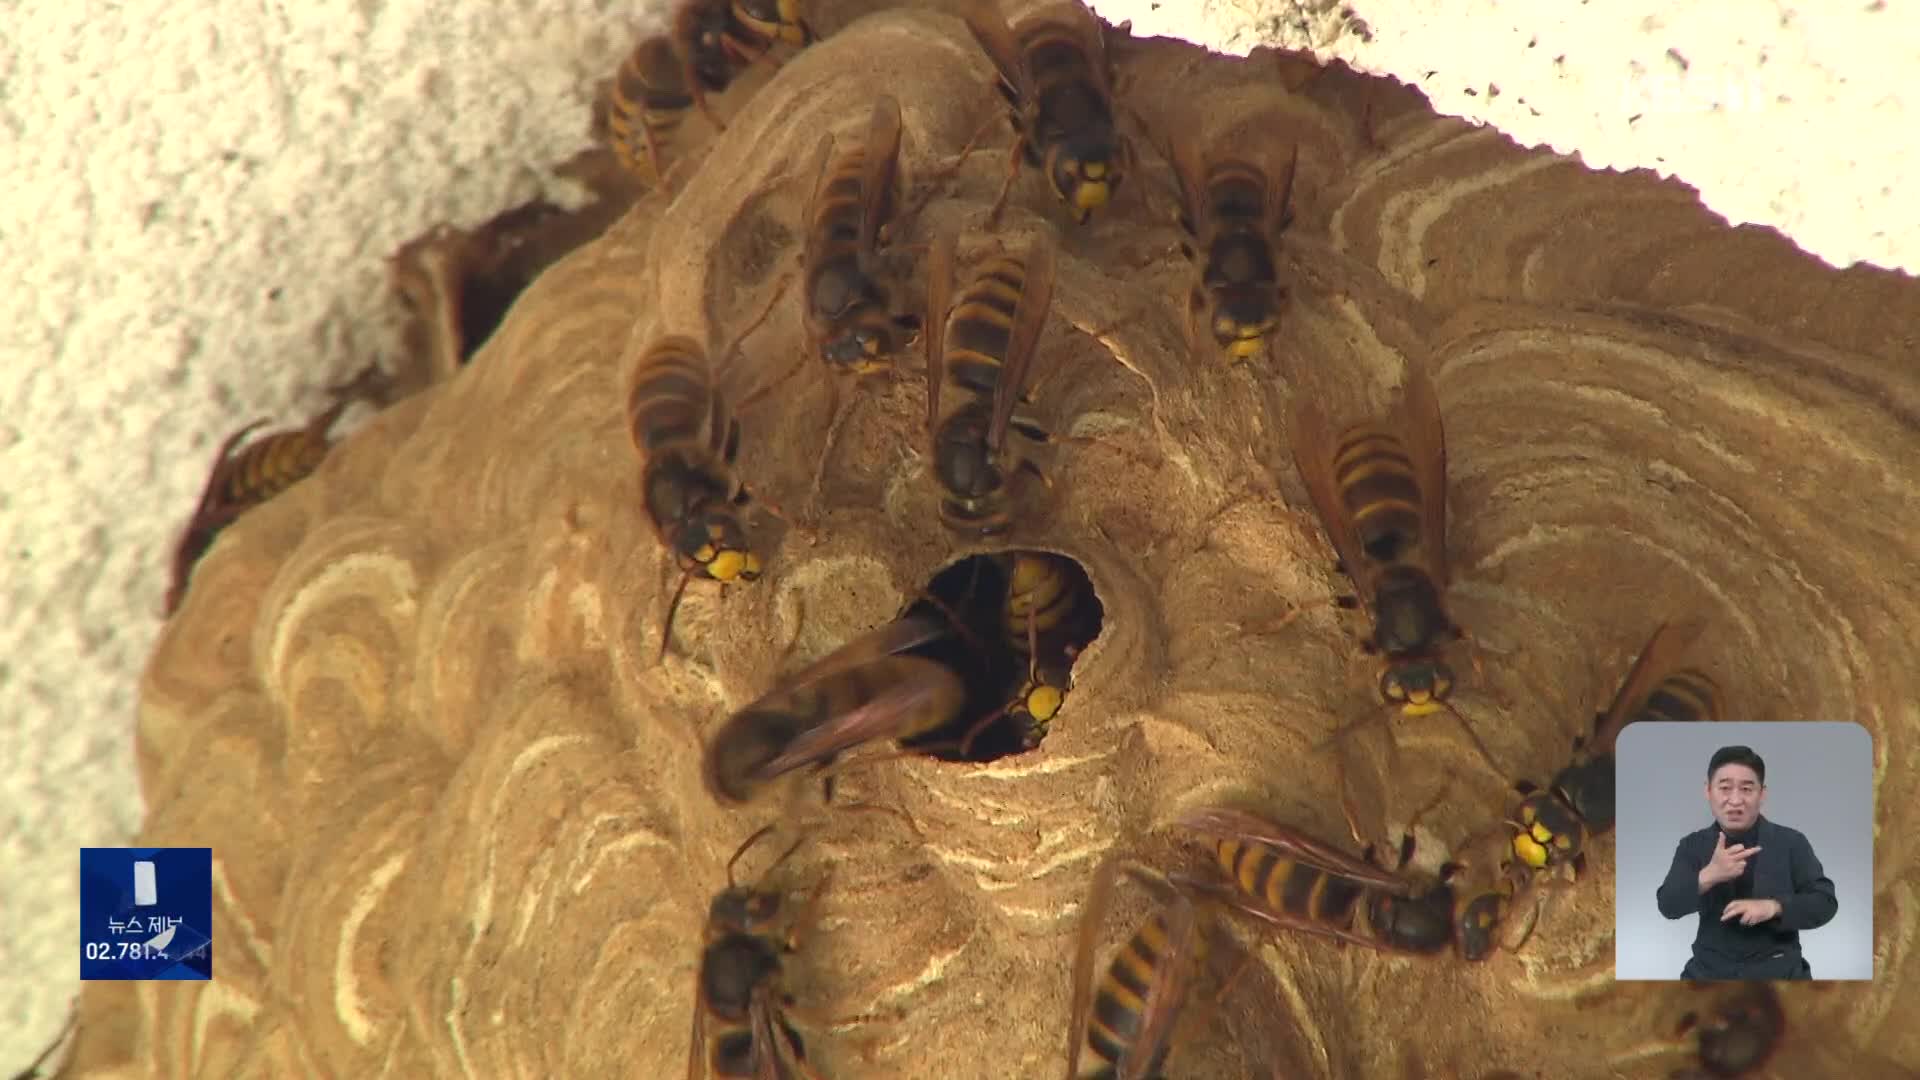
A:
[[75, 3, 1920, 1077]]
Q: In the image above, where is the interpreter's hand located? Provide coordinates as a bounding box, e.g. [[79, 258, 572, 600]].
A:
[[1720, 898, 1783, 926], [1702, 831, 1762, 888]]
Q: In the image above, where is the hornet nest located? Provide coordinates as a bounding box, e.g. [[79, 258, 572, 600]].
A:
[[79, 3, 1920, 1078]]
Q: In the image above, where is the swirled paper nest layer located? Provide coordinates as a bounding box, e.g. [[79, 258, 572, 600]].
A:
[[79, 5, 1920, 1077]]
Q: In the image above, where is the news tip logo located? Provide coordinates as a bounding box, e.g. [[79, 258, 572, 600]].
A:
[[79, 847, 213, 981]]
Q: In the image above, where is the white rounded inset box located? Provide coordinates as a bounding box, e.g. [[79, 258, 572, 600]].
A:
[[1613, 721, 1874, 981]]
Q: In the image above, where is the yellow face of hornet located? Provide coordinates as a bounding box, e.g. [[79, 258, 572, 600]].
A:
[[1510, 793, 1582, 871], [1046, 137, 1125, 224], [1013, 678, 1065, 749], [697, 545, 761, 583], [684, 512, 762, 583], [1379, 660, 1455, 717], [1214, 313, 1278, 363]]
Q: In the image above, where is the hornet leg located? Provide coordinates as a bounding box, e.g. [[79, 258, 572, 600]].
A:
[[982, 137, 1027, 230]]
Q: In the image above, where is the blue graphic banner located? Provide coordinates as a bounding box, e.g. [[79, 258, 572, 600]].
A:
[[79, 847, 213, 981]]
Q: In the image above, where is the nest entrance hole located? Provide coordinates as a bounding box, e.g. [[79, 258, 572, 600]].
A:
[[897, 551, 1105, 764]]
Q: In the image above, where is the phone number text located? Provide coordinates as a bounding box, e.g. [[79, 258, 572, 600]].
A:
[[84, 941, 165, 961]]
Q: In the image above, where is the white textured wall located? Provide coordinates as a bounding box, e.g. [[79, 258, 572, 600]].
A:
[[2, 0, 1913, 1069], [1099, 0, 1917, 277]]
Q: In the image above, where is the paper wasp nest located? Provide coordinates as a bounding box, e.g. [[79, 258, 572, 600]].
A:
[[93, 5, 1920, 1078]]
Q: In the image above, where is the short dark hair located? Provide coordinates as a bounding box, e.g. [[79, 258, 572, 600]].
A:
[[1707, 745, 1765, 785]]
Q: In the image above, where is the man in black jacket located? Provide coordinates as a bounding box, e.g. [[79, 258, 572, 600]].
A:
[[1654, 745, 1838, 979]]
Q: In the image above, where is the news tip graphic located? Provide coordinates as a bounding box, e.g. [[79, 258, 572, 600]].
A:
[[80, 847, 213, 981]]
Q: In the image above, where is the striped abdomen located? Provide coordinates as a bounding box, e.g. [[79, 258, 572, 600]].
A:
[[628, 337, 757, 579], [218, 427, 331, 509], [627, 336, 738, 481], [1214, 838, 1368, 928], [729, 0, 811, 49], [1015, 24, 1124, 221], [807, 144, 881, 271], [803, 140, 902, 369], [1004, 552, 1077, 650], [1634, 670, 1723, 725], [1558, 671, 1717, 834], [931, 254, 1033, 534], [1200, 162, 1278, 290], [606, 36, 693, 178], [942, 253, 1028, 396], [166, 418, 326, 616], [165, 377, 373, 616], [1080, 910, 1183, 1079], [1330, 422, 1423, 564], [1021, 29, 1111, 144]]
